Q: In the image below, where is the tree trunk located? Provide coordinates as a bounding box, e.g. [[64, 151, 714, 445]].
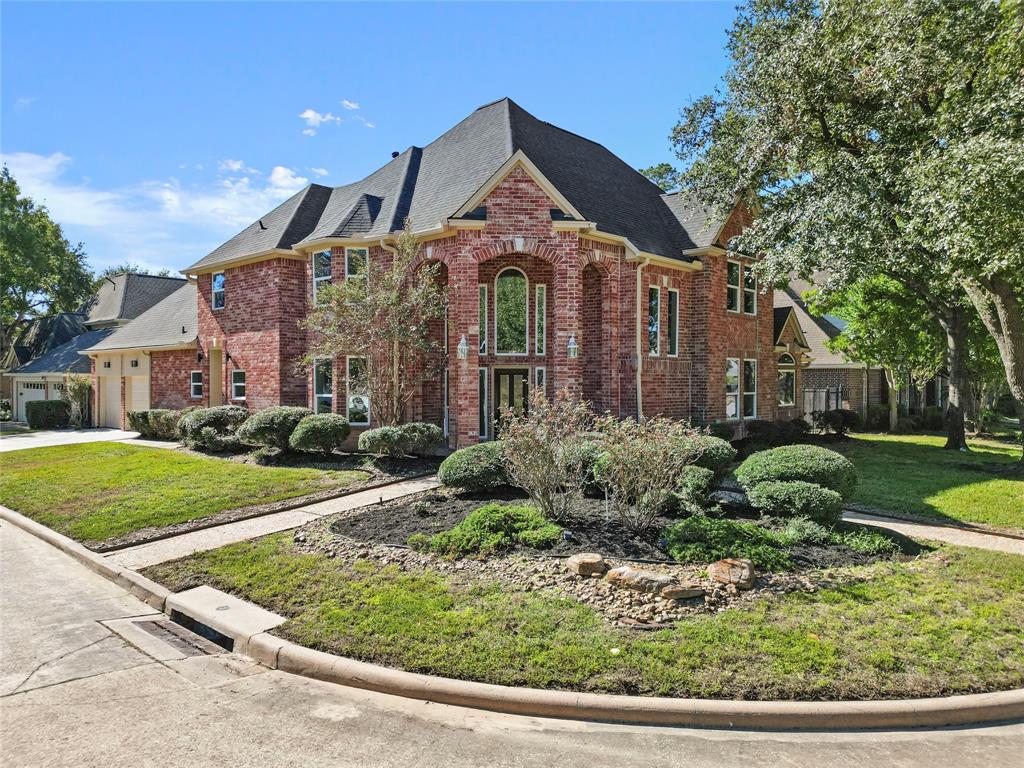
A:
[[962, 275, 1024, 461], [885, 369, 899, 432], [940, 306, 970, 451]]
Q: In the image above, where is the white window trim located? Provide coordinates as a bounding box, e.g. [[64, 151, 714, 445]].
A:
[[345, 247, 369, 280], [190, 371, 203, 399], [743, 265, 757, 315], [777, 354, 796, 407], [534, 366, 546, 394], [478, 284, 488, 354], [535, 284, 546, 356], [726, 261, 741, 314], [725, 357, 740, 421], [231, 369, 246, 401], [478, 367, 489, 439], [666, 288, 679, 357], [312, 250, 332, 304], [494, 267, 529, 356], [346, 356, 370, 426], [212, 272, 225, 310], [743, 358, 758, 418], [647, 285, 660, 356], [313, 358, 333, 412]]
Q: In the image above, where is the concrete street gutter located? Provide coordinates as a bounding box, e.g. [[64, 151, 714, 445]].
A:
[[3, 502, 1024, 730]]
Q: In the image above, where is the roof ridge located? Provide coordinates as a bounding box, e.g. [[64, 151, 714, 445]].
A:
[[388, 147, 422, 232]]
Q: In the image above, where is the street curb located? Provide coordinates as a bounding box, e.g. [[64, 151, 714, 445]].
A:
[[5, 503, 1024, 730], [0, 506, 170, 612]]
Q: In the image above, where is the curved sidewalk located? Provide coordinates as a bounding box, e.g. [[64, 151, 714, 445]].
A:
[[842, 510, 1024, 556]]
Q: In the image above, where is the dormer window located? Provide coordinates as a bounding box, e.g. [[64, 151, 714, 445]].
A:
[[463, 206, 487, 221]]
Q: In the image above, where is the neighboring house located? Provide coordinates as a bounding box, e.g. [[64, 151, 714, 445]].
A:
[[85, 98, 788, 444], [772, 305, 812, 421], [1, 313, 85, 401], [7, 273, 184, 423]]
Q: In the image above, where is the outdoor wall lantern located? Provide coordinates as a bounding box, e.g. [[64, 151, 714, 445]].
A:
[[566, 334, 579, 359], [196, 348, 204, 364], [456, 335, 469, 360]]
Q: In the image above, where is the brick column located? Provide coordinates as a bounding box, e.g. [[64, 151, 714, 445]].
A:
[[551, 255, 583, 396], [448, 258, 480, 448]]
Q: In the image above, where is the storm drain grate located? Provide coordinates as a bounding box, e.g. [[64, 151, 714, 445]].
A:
[[134, 619, 225, 657]]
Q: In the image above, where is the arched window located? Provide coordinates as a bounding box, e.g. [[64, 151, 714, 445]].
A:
[[778, 353, 796, 407], [495, 268, 528, 354]]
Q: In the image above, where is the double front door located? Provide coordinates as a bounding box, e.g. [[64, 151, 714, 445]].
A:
[[492, 368, 529, 433]]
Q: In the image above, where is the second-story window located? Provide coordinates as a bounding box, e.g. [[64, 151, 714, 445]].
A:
[[647, 286, 660, 356], [212, 272, 225, 310], [726, 261, 740, 312], [743, 267, 757, 314], [313, 250, 332, 303], [345, 247, 368, 280]]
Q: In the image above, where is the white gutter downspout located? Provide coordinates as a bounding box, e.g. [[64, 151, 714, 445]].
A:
[[635, 256, 650, 420]]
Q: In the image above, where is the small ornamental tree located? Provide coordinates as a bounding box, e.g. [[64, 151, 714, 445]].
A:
[[61, 373, 92, 429], [593, 415, 702, 532], [497, 390, 594, 522], [303, 220, 447, 427]]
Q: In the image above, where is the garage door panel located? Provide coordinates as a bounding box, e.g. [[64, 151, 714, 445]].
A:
[[101, 378, 121, 428]]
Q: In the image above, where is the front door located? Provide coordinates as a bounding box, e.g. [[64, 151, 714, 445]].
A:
[[493, 368, 529, 434]]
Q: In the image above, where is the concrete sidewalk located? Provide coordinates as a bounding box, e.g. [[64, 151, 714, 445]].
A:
[[843, 510, 1024, 556], [0, 427, 181, 453]]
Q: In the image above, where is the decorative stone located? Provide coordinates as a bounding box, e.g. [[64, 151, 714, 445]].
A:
[[565, 553, 609, 577], [660, 584, 706, 601], [708, 558, 755, 590], [605, 566, 676, 594]]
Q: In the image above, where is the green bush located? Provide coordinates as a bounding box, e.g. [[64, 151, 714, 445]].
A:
[[896, 416, 922, 433], [774, 516, 832, 546], [812, 408, 863, 436], [921, 405, 945, 431], [357, 425, 403, 456], [236, 406, 313, 450], [707, 422, 736, 441], [25, 400, 70, 429], [399, 422, 444, 456], [437, 442, 510, 492], [662, 514, 790, 570], [746, 480, 844, 524], [689, 434, 737, 479], [358, 422, 444, 457], [408, 502, 561, 558], [0, 399, 11, 421], [177, 405, 249, 451], [126, 409, 186, 440], [289, 413, 351, 455], [865, 404, 890, 431], [735, 444, 858, 501], [673, 465, 716, 515], [831, 524, 900, 556], [579, 433, 608, 497]]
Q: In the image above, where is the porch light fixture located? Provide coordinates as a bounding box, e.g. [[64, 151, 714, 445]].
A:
[[567, 334, 579, 359], [196, 348, 204, 364], [456, 335, 469, 360]]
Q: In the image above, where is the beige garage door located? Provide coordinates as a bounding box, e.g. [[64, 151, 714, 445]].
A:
[[100, 378, 122, 428], [127, 376, 150, 413]]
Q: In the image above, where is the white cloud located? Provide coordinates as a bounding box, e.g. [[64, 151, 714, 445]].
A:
[[309, 167, 329, 177], [298, 108, 341, 136], [341, 99, 360, 110], [302, 128, 316, 137], [268, 166, 308, 192], [218, 159, 259, 175], [353, 115, 375, 129]]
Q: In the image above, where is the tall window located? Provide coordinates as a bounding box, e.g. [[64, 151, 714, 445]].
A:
[[314, 359, 333, 413], [190, 371, 203, 399], [743, 359, 757, 418], [212, 272, 225, 310], [345, 247, 368, 280], [667, 288, 679, 356], [478, 285, 488, 354], [534, 366, 546, 394], [647, 286, 660, 355], [725, 358, 740, 419], [495, 268, 528, 355], [535, 284, 546, 355], [777, 354, 795, 407], [231, 370, 246, 400], [346, 357, 369, 425], [743, 267, 757, 314], [312, 250, 332, 303], [726, 261, 740, 312], [478, 368, 488, 438]]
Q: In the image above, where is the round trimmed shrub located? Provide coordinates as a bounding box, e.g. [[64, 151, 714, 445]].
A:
[[690, 434, 737, 479], [747, 480, 844, 524], [177, 405, 249, 451], [735, 444, 858, 500], [236, 406, 313, 450], [399, 422, 444, 456], [358, 425, 404, 456], [673, 464, 716, 515], [437, 442, 509, 492], [289, 413, 351, 455]]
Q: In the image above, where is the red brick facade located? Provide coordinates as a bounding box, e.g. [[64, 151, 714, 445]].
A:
[[145, 168, 790, 447]]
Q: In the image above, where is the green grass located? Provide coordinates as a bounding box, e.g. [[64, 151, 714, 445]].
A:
[[0, 443, 367, 543], [835, 433, 1023, 532], [144, 534, 1024, 700]]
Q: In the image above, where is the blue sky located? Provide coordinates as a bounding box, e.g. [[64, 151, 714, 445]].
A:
[[2, 2, 735, 275]]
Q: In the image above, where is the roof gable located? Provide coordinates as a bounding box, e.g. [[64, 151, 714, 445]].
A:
[[84, 283, 198, 353]]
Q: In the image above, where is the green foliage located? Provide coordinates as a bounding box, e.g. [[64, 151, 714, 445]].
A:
[[25, 400, 69, 429], [236, 406, 313, 450], [737, 444, 858, 501], [60, 373, 92, 428], [662, 514, 791, 570], [126, 409, 187, 440], [289, 413, 351, 455], [672, 465, 716, 515], [177, 405, 249, 451], [358, 421, 443, 457], [408, 503, 561, 558], [707, 422, 736, 441], [746, 418, 811, 447], [399, 422, 444, 456], [438, 442, 510, 492], [358, 426, 403, 456], [689, 434, 737, 479], [865, 404, 890, 432], [747, 480, 844, 525], [811, 409, 862, 437], [921, 406, 945, 431], [774, 516, 831, 547], [638, 162, 681, 192], [0, 398, 11, 421], [832, 525, 900, 557]]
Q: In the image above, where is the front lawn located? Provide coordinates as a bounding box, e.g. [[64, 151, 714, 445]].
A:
[[144, 533, 1024, 700], [0, 443, 367, 543], [835, 433, 1023, 532]]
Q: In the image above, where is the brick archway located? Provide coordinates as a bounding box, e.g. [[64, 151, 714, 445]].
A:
[[471, 238, 560, 265]]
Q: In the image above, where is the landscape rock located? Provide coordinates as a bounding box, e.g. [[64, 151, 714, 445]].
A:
[[708, 558, 755, 590], [565, 552, 609, 577], [660, 584, 705, 601], [606, 566, 676, 594]]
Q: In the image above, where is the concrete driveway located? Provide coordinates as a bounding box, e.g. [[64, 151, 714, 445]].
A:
[[3, 522, 1023, 768], [0, 427, 147, 453]]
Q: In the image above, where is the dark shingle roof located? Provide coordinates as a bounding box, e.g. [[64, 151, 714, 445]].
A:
[[774, 287, 852, 367], [661, 193, 728, 250], [12, 329, 114, 374], [188, 99, 731, 271], [82, 272, 187, 327], [1, 313, 85, 370], [774, 307, 794, 345], [84, 283, 198, 353]]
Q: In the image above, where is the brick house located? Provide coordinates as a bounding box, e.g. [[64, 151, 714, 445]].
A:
[[85, 98, 804, 444]]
